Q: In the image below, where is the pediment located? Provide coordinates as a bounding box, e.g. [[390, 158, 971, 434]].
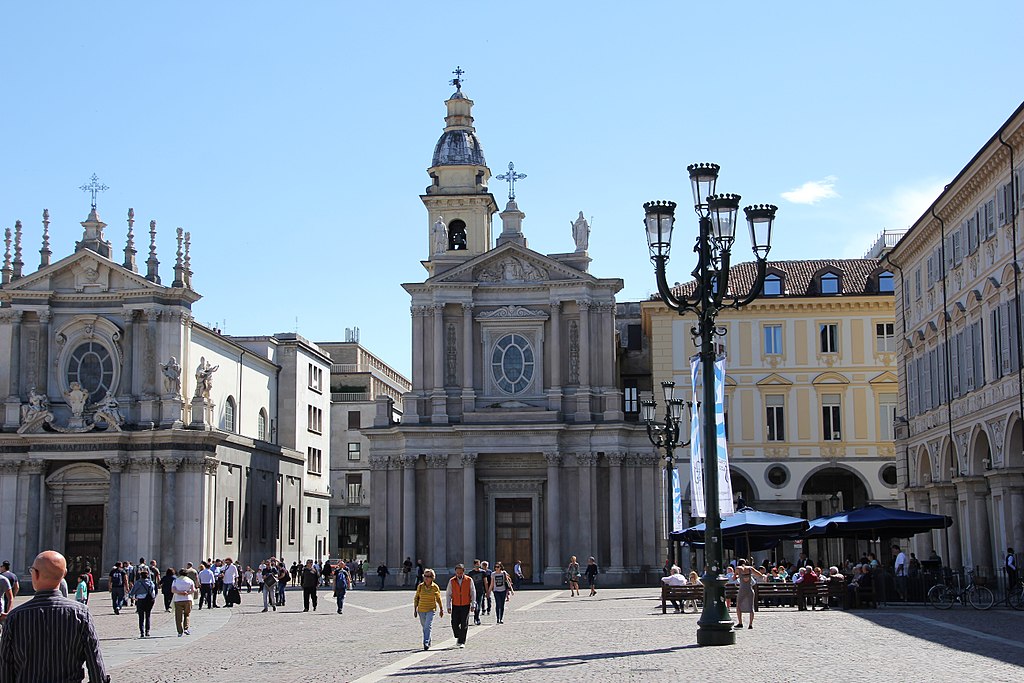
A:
[[429, 242, 590, 285], [812, 371, 850, 385], [756, 373, 793, 386], [869, 371, 898, 384], [2, 248, 177, 298]]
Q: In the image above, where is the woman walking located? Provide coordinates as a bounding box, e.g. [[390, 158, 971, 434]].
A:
[[565, 556, 581, 597], [734, 558, 764, 629], [491, 562, 515, 624], [585, 557, 599, 596], [160, 568, 176, 612], [74, 574, 89, 604], [130, 568, 158, 638], [413, 568, 444, 650]]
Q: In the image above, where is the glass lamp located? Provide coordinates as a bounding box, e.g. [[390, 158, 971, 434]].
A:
[[744, 204, 777, 259]]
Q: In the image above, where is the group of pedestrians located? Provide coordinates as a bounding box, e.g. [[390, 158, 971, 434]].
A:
[[564, 556, 599, 597], [412, 559, 517, 651]]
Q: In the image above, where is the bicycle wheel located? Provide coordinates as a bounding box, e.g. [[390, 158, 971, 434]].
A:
[[928, 584, 954, 609], [1008, 585, 1024, 611], [968, 585, 995, 610]]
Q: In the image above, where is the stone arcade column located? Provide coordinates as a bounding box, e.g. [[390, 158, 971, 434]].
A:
[[103, 457, 126, 570], [427, 454, 448, 568], [431, 304, 447, 423], [462, 453, 478, 561], [574, 301, 591, 422], [577, 453, 597, 556], [461, 304, 475, 413], [910, 489, 934, 560], [961, 477, 994, 572], [369, 455, 390, 565], [160, 457, 179, 566], [543, 452, 562, 585], [607, 452, 626, 578], [21, 461, 45, 575], [933, 484, 962, 569], [1011, 486, 1024, 556], [638, 453, 658, 572], [402, 454, 418, 570], [547, 302, 562, 412]]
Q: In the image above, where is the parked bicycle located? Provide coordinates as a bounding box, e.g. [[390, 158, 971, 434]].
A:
[[927, 569, 994, 610], [1003, 577, 1024, 610]]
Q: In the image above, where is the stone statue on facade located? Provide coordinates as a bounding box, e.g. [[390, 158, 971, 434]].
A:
[[63, 382, 89, 418], [194, 357, 219, 399], [161, 356, 182, 396], [571, 211, 590, 252], [93, 391, 124, 431], [18, 387, 54, 433], [432, 217, 448, 255]]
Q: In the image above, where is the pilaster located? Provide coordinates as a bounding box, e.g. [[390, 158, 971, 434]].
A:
[[543, 451, 562, 585]]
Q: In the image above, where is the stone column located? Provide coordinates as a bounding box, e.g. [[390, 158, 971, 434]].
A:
[[577, 453, 596, 555], [431, 304, 447, 423], [160, 457, 179, 565], [104, 457, 126, 570], [369, 455, 390, 565], [910, 490, 934, 559], [22, 461, 44, 573], [8, 310, 22, 397], [544, 452, 562, 584], [462, 453, 478, 561], [145, 309, 159, 395], [965, 478, 994, 571], [547, 302, 562, 411], [934, 484, 962, 569], [639, 453, 658, 570], [402, 454, 418, 570], [411, 306, 425, 391], [607, 452, 625, 574], [574, 301, 591, 421], [119, 310, 134, 397], [427, 454, 448, 568], [37, 311, 50, 394], [461, 304, 475, 413], [1011, 487, 1024, 555]]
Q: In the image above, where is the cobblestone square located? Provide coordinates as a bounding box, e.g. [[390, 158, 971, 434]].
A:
[[9, 585, 1023, 682]]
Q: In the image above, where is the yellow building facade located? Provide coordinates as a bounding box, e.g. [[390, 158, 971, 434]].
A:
[[642, 259, 898, 564], [888, 101, 1024, 577]]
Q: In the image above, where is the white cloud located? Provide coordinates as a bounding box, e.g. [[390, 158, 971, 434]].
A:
[[781, 176, 840, 205], [867, 180, 947, 231]]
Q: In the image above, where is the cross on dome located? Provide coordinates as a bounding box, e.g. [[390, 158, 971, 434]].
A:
[[450, 66, 465, 90], [496, 161, 527, 201], [80, 173, 109, 209]]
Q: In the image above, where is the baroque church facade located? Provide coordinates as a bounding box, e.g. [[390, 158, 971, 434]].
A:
[[364, 80, 655, 585], [0, 203, 332, 582]]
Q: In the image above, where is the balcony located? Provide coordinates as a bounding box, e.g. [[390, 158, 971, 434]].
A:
[[331, 392, 370, 403]]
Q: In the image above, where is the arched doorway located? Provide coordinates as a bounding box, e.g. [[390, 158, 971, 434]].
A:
[[800, 466, 870, 567], [730, 467, 756, 509], [46, 462, 110, 580], [967, 428, 994, 572]]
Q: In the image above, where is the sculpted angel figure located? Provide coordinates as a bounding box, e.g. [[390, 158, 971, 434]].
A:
[[161, 356, 182, 396], [93, 391, 124, 431], [194, 356, 219, 399]]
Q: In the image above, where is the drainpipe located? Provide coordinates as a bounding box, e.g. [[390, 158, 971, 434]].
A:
[[929, 208, 957, 479], [997, 133, 1024, 452], [881, 252, 913, 505]]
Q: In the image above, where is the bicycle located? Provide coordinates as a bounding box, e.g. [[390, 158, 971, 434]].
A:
[[1002, 577, 1024, 610], [927, 569, 995, 610]]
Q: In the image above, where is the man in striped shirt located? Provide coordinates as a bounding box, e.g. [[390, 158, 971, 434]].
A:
[[0, 550, 109, 682]]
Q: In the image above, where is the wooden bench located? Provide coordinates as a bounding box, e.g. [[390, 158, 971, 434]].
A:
[[661, 584, 703, 614], [754, 582, 797, 610]]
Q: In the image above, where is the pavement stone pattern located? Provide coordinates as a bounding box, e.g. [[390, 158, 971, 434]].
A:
[[5, 586, 1024, 681]]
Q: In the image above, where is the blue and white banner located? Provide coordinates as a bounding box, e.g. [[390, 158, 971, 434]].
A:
[[689, 355, 735, 518], [672, 467, 683, 532]]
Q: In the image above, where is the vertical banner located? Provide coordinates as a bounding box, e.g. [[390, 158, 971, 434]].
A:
[[714, 357, 735, 517], [672, 467, 683, 532], [689, 355, 735, 518], [689, 356, 705, 517]]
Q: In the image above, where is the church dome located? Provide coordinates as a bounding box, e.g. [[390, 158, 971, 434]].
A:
[[432, 130, 487, 167]]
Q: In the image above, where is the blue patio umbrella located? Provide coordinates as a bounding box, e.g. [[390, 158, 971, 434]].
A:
[[670, 508, 808, 555], [803, 504, 953, 539]]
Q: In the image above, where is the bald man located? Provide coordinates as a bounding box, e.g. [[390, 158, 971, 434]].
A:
[[0, 550, 109, 682]]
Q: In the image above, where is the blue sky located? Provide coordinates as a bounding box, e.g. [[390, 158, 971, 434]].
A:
[[3, 2, 1022, 378]]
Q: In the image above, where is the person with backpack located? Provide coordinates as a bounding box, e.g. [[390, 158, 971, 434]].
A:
[[333, 561, 350, 614], [490, 562, 515, 624], [129, 567, 157, 638]]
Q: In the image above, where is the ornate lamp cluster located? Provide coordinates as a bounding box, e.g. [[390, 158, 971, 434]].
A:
[[642, 381, 691, 568], [643, 163, 777, 647]]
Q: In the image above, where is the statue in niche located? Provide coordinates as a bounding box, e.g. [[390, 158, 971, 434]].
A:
[[161, 356, 182, 396], [432, 217, 448, 255], [63, 382, 89, 418], [193, 357, 219, 400], [571, 211, 590, 252], [93, 391, 124, 431]]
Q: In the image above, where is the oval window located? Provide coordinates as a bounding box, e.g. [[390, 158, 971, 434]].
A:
[[66, 341, 115, 398], [491, 334, 535, 395]]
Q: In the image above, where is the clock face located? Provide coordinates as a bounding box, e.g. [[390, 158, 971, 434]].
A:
[[491, 333, 534, 395]]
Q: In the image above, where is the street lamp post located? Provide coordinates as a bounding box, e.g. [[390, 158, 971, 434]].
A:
[[642, 382, 690, 568], [644, 163, 776, 647]]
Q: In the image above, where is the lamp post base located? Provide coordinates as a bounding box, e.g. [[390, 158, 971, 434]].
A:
[[696, 621, 737, 646]]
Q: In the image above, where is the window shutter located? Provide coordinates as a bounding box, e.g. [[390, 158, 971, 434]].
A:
[[950, 332, 961, 398], [963, 327, 974, 393], [999, 304, 1011, 377], [973, 320, 985, 389], [1010, 301, 1021, 372], [937, 340, 946, 405]]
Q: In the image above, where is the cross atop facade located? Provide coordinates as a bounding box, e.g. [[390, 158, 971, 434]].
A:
[[451, 66, 465, 90], [80, 173, 109, 209], [496, 161, 527, 201]]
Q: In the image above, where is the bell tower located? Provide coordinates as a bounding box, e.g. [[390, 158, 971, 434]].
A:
[[421, 68, 498, 272]]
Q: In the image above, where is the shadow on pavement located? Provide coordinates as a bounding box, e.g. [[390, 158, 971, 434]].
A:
[[393, 645, 699, 676]]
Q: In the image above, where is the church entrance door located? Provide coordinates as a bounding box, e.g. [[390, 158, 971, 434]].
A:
[[65, 504, 104, 580], [495, 498, 532, 581]]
